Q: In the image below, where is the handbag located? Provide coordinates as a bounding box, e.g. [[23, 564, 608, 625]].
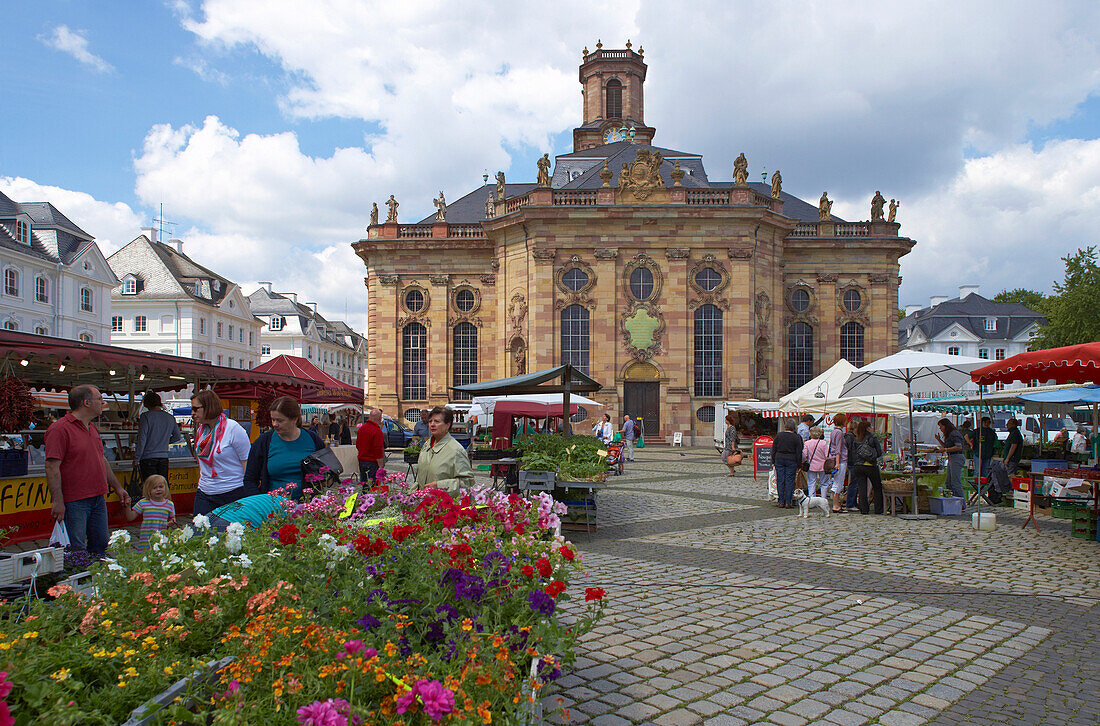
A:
[[301, 446, 344, 488]]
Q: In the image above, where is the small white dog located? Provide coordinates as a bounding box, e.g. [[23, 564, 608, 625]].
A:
[[793, 489, 831, 518]]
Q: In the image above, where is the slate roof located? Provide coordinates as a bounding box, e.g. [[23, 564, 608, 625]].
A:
[[0, 190, 95, 265], [248, 288, 364, 351], [898, 293, 1046, 347], [146, 241, 237, 305], [414, 143, 845, 225]]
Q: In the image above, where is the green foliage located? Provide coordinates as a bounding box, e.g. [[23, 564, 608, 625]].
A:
[[517, 433, 608, 481], [1033, 246, 1100, 349], [992, 288, 1047, 311]]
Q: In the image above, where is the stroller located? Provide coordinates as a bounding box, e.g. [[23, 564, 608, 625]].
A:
[[606, 441, 624, 476]]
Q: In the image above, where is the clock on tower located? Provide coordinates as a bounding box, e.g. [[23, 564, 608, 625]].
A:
[[603, 127, 624, 144]]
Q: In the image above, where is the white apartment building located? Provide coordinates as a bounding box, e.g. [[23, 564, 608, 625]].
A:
[[899, 284, 1047, 393], [0, 191, 118, 342], [248, 284, 366, 388], [107, 230, 262, 367]]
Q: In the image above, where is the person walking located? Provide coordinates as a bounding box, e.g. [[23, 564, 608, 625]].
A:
[[356, 408, 385, 485], [722, 412, 742, 476], [620, 414, 637, 462], [803, 426, 830, 498], [415, 406, 475, 493], [973, 416, 997, 480], [338, 414, 353, 445], [44, 385, 132, 554], [843, 418, 861, 511], [191, 389, 252, 515], [244, 396, 325, 500], [771, 419, 804, 509], [828, 413, 848, 512], [134, 391, 184, 482], [850, 420, 884, 514], [935, 418, 967, 502]]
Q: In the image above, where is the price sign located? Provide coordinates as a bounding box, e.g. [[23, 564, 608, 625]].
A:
[[754, 435, 774, 481]]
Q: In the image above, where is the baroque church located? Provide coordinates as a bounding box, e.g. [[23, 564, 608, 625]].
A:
[[354, 43, 914, 442]]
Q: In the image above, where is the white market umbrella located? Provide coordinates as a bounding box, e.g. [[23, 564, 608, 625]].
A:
[[840, 350, 987, 519]]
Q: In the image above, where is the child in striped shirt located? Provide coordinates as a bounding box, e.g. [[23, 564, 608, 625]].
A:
[[122, 474, 176, 551]]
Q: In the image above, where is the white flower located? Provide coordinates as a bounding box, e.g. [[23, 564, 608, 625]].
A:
[[207, 535, 220, 547], [106, 560, 124, 572], [108, 530, 131, 548], [225, 534, 242, 554], [235, 553, 252, 569], [191, 514, 211, 530], [176, 525, 195, 542]]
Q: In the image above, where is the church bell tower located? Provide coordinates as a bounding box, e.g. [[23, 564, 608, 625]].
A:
[[573, 40, 656, 151]]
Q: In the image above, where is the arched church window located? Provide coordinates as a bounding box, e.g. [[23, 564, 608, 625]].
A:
[[788, 322, 814, 392], [402, 322, 427, 400], [560, 305, 590, 374], [840, 321, 865, 368], [452, 322, 477, 401], [693, 304, 722, 397], [606, 79, 622, 119]]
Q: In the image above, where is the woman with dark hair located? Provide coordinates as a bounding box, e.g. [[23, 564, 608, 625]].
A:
[[722, 412, 742, 476], [244, 396, 325, 500], [415, 405, 474, 493], [935, 417, 967, 501], [850, 420, 884, 514], [191, 389, 253, 515], [771, 419, 803, 508]]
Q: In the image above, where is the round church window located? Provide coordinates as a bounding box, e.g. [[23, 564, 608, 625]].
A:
[[843, 289, 862, 312], [695, 268, 721, 292], [791, 289, 810, 312], [630, 267, 655, 301], [455, 289, 476, 312], [562, 268, 589, 291], [696, 405, 716, 422], [405, 289, 425, 312]]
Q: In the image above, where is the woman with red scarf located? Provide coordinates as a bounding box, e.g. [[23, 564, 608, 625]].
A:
[[190, 389, 253, 515]]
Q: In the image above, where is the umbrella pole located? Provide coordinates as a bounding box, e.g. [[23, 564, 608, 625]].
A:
[[908, 377, 918, 513], [976, 388, 983, 519]]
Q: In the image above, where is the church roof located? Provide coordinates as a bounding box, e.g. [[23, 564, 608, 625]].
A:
[[417, 183, 536, 225]]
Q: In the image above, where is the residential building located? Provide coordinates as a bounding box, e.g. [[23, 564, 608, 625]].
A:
[[899, 285, 1047, 393], [354, 44, 914, 440], [107, 230, 262, 367], [0, 190, 118, 341], [247, 284, 366, 388]]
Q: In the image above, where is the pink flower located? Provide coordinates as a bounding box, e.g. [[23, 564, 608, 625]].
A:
[[0, 672, 12, 699], [417, 679, 455, 721], [0, 701, 12, 726], [296, 698, 355, 726]]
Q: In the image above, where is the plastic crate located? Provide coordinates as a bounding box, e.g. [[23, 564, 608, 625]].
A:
[[58, 570, 97, 597], [929, 496, 964, 515], [1031, 459, 1063, 474], [0, 547, 64, 586], [1071, 519, 1097, 540], [518, 470, 555, 491], [1011, 477, 1032, 491], [1051, 499, 1081, 519]]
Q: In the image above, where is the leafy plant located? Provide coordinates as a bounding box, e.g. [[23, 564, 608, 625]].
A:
[[518, 434, 608, 481]]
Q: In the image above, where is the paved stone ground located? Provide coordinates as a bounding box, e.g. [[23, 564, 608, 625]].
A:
[[546, 447, 1100, 726]]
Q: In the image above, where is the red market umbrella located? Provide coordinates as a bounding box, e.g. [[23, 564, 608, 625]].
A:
[[971, 342, 1100, 386], [251, 355, 363, 404]]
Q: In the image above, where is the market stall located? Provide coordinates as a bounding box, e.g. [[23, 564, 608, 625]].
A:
[[0, 331, 312, 542]]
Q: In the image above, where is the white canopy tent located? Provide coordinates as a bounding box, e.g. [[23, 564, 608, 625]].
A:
[[779, 359, 911, 415]]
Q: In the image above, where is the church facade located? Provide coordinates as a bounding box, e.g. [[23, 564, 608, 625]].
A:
[[354, 43, 914, 442]]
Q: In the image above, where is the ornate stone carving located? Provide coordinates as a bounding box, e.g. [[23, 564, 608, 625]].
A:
[[733, 152, 749, 186], [495, 171, 506, 201], [785, 283, 815, 314], [819, 192, 832, 221], [871, 191, 885, 222], [771, 170, 782, 198], [509, 336, 527, 376], [816, 273, 838, 283], [599, 159, 612, 187], [400, 285, 430, 314], [479, 274, 496, 285], [396, 314, 430, 329], [555, 258, 596, 296], [664, 247, 690, 260], [688, 256, 730, 298], [536, 153, 551, 187], [369, 202, 378, 226], [670, 160, 684, 187], [617, 149, 665, 200], [490, 257, 500, 271], [728, 247, 753, 260], [433, 191, 446, 221], [450, 285, 481, 314], [620, 303, 666, 362], [377, 274, 399, 286], [385, 195, 399, 222], [888, 198, 899, 222], [622, 253, 663, 302], [687, 296, 730, 312], [755, 291, 771, 328], [869, 273, 890, 284], [508, 293, 527, 331], [429, 274, 449, 286], [531, 248, 556, 262], [593, 247, 619, 260], [485, 195, 495, 218]]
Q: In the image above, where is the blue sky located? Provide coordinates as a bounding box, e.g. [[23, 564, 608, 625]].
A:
[[3, 1, 1100, 331]]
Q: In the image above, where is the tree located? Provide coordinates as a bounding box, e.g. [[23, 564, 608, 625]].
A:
[[1032, 246, 1100, 349], [992, 288, 1046, 311]]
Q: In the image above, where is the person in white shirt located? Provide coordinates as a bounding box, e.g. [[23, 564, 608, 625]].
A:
[[190, 389, 252, 515], [595, 413, 614, 444], [1071, 426, 1090, 463]]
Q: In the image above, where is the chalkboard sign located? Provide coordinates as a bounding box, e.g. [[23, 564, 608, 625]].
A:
[[754, 435, 774, 481]]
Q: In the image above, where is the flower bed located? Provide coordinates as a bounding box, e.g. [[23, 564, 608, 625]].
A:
[[0, 475, 605, 724]]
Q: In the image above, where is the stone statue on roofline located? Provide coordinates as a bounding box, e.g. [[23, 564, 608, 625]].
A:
[[369, 202, 378, 226], [485, 195, 495, 218], [385, 195, 399, 223], [733, 153, 749, 186], [871, 191, 886, 222], [819, 192, 832, 221], [770, 170, 782, 199], [495, 171, 506, 201], [537, 153, 552, 187], [434, 191, 446, 221], [888, 198, 899, 222]]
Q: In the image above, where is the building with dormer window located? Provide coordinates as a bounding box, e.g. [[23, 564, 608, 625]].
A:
[[0, 190, 118, 341], [248, 284, 366, 388], [107, 229, 262, 366]]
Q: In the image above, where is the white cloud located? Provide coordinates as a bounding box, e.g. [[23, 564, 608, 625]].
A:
[[38, 25, 114, 73], [0, 177, 144, 254]]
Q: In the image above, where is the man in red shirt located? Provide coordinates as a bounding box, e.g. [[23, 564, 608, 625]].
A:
[[356, 408, 385, 487], [45, 385, 131, 554]]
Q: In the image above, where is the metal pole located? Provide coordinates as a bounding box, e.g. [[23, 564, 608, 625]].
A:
[[908, 376, 918, 510]]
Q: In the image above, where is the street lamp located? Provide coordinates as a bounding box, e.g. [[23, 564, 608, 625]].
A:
[[814, 382, 830, 420]]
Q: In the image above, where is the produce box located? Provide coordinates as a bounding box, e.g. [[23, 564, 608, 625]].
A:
[[930, 496, 964, 515], [0, 547, 64, 586], [1031, 459, 1065, 474], [1011, 477, 1032, 491], [1051, 499, 1082, 519], [518, 470, 555, 491]]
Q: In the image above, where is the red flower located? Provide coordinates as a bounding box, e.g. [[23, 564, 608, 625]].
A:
[[353, 534, 391, 557], [544, 580, 567, 598], [559, 546, 575, 561], [276, 524, 300, 545], [521, 565, 534, 579], [513, 522, 526, 535], [536, 558, 553, 578], [585, 587, 606, 602], [391, 524, 423, 543]]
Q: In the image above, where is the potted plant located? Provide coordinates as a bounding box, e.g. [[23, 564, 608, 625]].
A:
[[403, 444, 421, 464]]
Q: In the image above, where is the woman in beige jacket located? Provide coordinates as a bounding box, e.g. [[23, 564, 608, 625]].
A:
[[415, 406, 475, 493]]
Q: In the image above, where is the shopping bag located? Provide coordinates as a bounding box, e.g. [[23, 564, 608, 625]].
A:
[[767, 469, 778, 502], [50, 520, 70, 548], [795, 468, 807, 492]]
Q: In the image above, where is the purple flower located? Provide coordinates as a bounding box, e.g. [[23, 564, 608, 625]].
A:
[[356, 614, 382, 631], [440, 568, 485, 603], [365, 588, 388, 604], [538, 658, 562, 683], [434, 603, 459, 621], [481, 550, 509, 574], [528, 590, 556, 616]]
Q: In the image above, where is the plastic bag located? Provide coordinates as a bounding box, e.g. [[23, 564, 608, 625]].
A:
[[767, 469, 778, 502], [50, 520, 70, 548]]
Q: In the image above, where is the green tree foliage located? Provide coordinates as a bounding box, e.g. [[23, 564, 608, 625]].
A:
[[992, 288, 1046, 311], [1033, 246, 1100, 349]]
